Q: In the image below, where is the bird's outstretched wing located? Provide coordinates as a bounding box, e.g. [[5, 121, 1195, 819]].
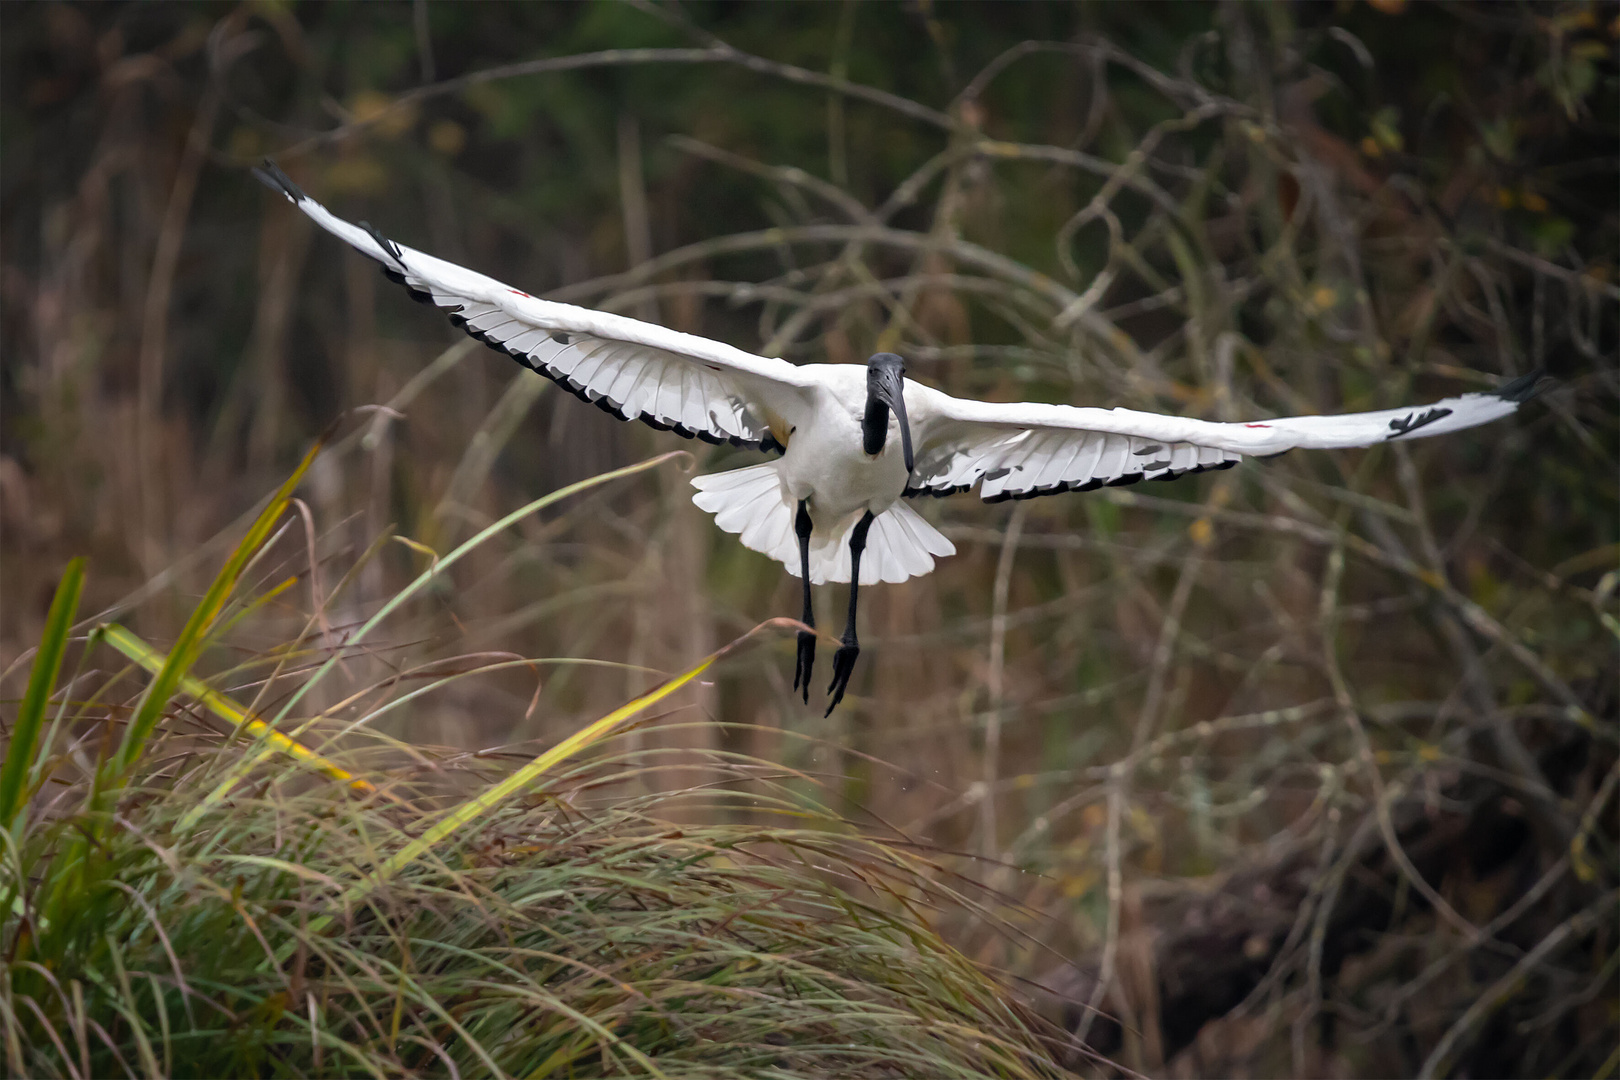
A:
[[254, 161, 814, 451], [902, 374, 1542, 502]]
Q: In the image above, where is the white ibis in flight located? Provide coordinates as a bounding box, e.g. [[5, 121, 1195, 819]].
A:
[[255, 161, 1542, 714]]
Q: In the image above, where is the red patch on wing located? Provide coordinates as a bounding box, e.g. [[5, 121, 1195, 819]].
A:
[[1245, 423, 1271, 428], [509, 289, 531, 299]]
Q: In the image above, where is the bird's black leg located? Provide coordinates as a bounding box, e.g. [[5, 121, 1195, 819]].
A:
[[825, 511, 875, 715], [792, 500, 816, 702]]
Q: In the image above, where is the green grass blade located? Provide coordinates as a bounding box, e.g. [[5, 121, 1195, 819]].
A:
[[111, 435, 326, 779], [180, 450, 687, 833], [101, 623, 378, 797], [296, 618, 797, 948], [25, 625, 110, 802], [0, 558, 84, 831], [374, 647, 717, 882]]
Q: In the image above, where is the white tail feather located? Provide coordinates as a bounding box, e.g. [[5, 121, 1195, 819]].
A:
[[691, 464, 799, 570], [691, 465, 955, 585], [810, 501, 956, 585]]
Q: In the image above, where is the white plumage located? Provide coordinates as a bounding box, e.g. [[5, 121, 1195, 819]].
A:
[[692, 464, 954, 585], [255, 160, 1541, 710]]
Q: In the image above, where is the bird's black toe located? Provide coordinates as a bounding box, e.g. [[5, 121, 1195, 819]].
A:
[[825, 642, 860, 715], [793, 630, 817, 704]]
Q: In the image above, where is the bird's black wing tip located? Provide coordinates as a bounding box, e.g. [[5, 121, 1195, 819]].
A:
[[251, 158, 305, 203], [1492, 368, 1549, 404], [358, 221, 405, 265]]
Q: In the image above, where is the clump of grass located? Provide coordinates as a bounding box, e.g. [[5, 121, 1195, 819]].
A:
[[4, 747, 1067, 1077], [11, 759, 1067, 1078], [0, 451, 1068, 1079]]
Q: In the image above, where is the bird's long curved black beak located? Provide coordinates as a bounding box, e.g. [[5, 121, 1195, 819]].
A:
[[873, 368, 914, 474]]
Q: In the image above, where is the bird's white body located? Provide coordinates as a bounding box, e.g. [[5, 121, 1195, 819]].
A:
[[778, 366, 908, 519], [257, 163, 1540, 593], [693, 364, 953, 585]]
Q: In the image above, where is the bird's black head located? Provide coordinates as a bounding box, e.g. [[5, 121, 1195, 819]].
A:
[[866, 351, 905, 377], [863, 352, 913, 473]]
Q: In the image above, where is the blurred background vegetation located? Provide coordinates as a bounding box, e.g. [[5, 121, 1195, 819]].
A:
[[2, 1, 1616, 1076]]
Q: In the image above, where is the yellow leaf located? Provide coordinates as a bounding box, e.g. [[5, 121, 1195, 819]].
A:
[[103, 624, 377, 797], [1571, 833, 1596, 883], [324, 155, 389, 197], [227, 126, 262, 162], [1062, 870, 1097, 899], [349, 90, 390, 123], [393, 535, 440, 570], [428, 119, 466, 157], [349, 90, 416, 139]]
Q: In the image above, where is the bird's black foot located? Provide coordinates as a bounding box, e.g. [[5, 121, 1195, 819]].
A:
[[793, 630, 817, 703], [825, 640, 860, 716]]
